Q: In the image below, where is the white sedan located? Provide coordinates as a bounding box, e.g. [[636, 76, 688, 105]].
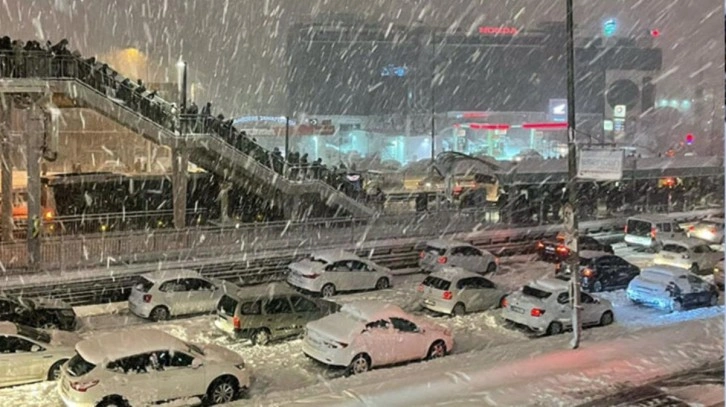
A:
[[303, 301, 453, 374], [287, 250, 393, 297], [0, 322, 80, 388], [653, 239, 724, 274]]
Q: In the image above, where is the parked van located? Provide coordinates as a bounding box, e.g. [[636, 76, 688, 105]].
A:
[[624, 215, 686, 249]]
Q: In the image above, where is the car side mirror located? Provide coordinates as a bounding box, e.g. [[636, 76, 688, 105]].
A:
[[191, 358, 203, 369]]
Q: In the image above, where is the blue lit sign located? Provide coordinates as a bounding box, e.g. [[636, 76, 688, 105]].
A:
[[381, 64, 408, 77], [603, 19, 617, 37]]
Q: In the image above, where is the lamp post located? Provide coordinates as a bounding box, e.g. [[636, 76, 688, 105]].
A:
[[430, 28, 437, 168], [565, 0, 582, 349], [176, 59, 188, 113]]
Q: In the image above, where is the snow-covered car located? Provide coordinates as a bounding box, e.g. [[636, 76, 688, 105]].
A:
[[713, 260, 724, 290], [0, 322, 80, 388], [419, 239, 498, 274], [128, 269, 237, 321], [554, 251, 640, 293], [287, 250, 393, 297], [687, 217, 724, 244], [0, 295, 77, 331], [58, 329, 252, 407], [501, 278, 614, 336], [417, 267, 507, 316], [627, 265, 719, 312], [303, 301, 453, 375], [215, 284, 339, 345], [653, 239, 724, 274]]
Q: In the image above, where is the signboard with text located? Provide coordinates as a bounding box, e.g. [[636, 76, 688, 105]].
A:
[[548, 99, 567, 122], [577, 149, 624, 181]]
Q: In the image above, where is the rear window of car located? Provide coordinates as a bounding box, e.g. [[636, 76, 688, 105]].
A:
[[422, 276, 451, 291], [662, 244, 688, 253], [522, 285, 552, 299], [217, 295, 238, 317], [424, 245, 446, 256], [627, 219, 652, 237], [67, 353, 96, 377], [134, 276, 155, 293]]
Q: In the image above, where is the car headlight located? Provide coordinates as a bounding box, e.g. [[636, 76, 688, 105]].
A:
[[235, 362, 245, 370]]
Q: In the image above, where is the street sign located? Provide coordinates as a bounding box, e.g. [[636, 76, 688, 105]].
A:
[[548, 99, 567, 122], [613, 105, 627, 118], [577, 148, 624, 181], [563, 203, 575, 233], [613, 119, 625, 132], [603, 120, 613, 131]]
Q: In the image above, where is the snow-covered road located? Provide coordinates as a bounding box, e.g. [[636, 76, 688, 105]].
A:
[[1, 253, 722, 406]]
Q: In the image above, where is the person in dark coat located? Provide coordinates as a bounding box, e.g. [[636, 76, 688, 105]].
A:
[[50, 39, 70, 55], [0, 36, 11, 51], [310, 158, 322, 179], [289, 152, 299, 179], [201, 102, 212, 116], [300, 153, 309, 179]]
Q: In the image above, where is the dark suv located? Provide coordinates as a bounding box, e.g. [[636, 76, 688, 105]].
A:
[[0, 295, 77, 331], [536, 235, 613, 262], [555, 251, 640, 293], [214, 285, 339, 345]]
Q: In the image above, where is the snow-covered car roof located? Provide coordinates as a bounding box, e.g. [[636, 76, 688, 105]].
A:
[[140, 269, 203, 283], [0, 321, 18, 335], [640, 265, 691, 280], [661, 238, 713, 249], [309, 250, 360, 264], [431, 267, 482, 282], [627, 214, 676, 222], [697, 217, 724, 224], [76, 329, 187, 364], [340, 300, 407, 322], [234, 282, 297, 300], [425, 239, 473, 250], [579, 250, 612, 260], [530, 278, 569, 293]]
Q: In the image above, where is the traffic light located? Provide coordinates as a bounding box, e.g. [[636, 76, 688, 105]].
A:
[[685, 133, 694, 145]]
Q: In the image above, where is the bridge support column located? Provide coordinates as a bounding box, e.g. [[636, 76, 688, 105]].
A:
[[26, 105, 43, 269], [219, 181, 231, 223], [171, 147, 188, 229], [283, 196, 303, 221], [0, 97, 13, 241]]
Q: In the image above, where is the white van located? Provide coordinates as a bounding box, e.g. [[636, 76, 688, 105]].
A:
[[624, 215, 686, 249]]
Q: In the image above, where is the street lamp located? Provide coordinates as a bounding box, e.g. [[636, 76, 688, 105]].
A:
[[176, 59, 188, 112]]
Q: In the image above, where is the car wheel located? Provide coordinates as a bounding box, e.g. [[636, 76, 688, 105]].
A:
[[486, 262, 497, 274], [671, 300, 683, 313], [546, 321, 563, 336], [375, 277, 390, 290], [149, 306, 170, 322], [348, 353, 371, 375], [321, 283, 336, 298], [427, 340, 447, 360], [451, 303, 466, 316], [690, 263, 699, 274], [709, 293, 719, 306], [252, 329, 271, 346], [207, 376, 239, 405], [96, 396, 129, 407], [592, 281, 603, 293], [47, 359, 67, 381], [599, 311, 614, 326], [40, 321, 59, 330]]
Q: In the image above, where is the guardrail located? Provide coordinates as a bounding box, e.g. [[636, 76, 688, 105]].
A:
[[2, 209, 717, 306]]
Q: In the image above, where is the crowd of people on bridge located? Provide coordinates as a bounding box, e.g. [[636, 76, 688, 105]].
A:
[[0, 38, 376, 205]]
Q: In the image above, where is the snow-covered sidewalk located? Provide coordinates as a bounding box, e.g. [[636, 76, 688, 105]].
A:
[[252, 315, 723, 406]]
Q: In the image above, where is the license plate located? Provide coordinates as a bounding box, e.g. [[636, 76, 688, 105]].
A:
[[545, 247, 555, 253], [510, 306, 524, 314]]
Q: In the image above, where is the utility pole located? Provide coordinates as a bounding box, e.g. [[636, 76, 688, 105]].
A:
[[430, 28, 436, 168], [565, 0, 582, 349]]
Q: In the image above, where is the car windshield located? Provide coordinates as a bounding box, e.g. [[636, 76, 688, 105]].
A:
[[17, 325, 51, 344], [424, 245, 446, 256], [662, 244, 688, 253], [522, 285, 552, 299], [422, 276, 451, 291], [627, 219, 652, 237]]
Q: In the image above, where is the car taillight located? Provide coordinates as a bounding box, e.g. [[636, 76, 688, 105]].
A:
[[535, 241, 544, 250], [501, 297, 508, 308], [302, 273, 320, 279], [43, 210, 54, 221], [624, 225, 628, 234], [70, 380, 99, 392], [143, 294, 152, 303], [556, 245, 570, 256], [582, 268, 594, 277], [710, 227, 717, 234], [417, 283, 424, 293], [442, 291, 453, 300], [650, 227, 657, 239], [530, 308, 545, 317], [419, 251, 426, 259], [438, 256, 448, 264], [233, 316, 241, 330], [689, 225, 695, 232]]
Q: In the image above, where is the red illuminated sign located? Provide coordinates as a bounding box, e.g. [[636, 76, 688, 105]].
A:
[[478, 26, 519, 35]]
